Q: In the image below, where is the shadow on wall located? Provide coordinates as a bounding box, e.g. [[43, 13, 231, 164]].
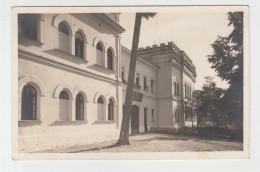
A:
[[88, 64, 116, 75], [18, 121, 42, 127], [49, 121, 88, 126]]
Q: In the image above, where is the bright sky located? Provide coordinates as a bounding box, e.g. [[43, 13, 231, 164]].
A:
[[119, 7, 236, 90]]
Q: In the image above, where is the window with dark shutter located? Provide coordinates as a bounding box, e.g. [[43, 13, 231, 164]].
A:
[[21, 85, 37, 120], [75, 31, 84, 59]]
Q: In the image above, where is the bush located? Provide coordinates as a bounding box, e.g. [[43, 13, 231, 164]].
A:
[[196, 126, 243, 139]]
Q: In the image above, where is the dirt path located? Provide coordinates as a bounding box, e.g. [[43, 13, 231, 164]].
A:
[[40, 133, 243, 153]]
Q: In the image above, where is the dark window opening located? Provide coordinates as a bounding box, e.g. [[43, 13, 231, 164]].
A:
[[97, 97, 104, 104], [19, 14, 38, 41], [107, 49, 113, 70], [59, 91, 69, 100], [151, 79, 154, 93], [174, 81, 177, 95], [21, 85, 37, 120], [152, 109, 155, 122], [108, 99, 114, 120], [177, 83, 180, 96], [135, 73, 140, 87], [76, 94, 84, 120], [96, 43, 103, 51], [144, 108, 148, 132], [121, 67, 125, 82], [75, 31, 84, 59], [58, 22, 69, 35], [143, 77, 148, 91]]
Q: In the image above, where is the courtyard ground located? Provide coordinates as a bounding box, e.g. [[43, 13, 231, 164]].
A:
[[40, 133, 243, 153]]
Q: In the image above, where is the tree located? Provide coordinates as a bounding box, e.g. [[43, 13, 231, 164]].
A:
[[117, 13, 156, 145], [207, 12, 243, 124], [194, 76, 227, 127]]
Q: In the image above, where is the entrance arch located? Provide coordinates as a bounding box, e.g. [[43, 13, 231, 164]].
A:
[[131, 105, 139, 134]]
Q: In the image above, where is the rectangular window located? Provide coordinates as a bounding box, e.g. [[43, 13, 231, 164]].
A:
[[151, 79, 154, 93], [19, 14, 38, 41], [144, 108, 148, 132], [121, 67, 125, 81], [174, 81, 177, 95], [144, 77, 148, 91], [152, 109, 155, 122], [177, 83, 180, 96], [135, 73, 139, 86], [189, 86, 191, 98]]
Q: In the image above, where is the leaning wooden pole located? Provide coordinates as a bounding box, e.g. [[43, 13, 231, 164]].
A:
[[117, 13, 142, 145]]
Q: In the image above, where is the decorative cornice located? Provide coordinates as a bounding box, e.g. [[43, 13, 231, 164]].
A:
[[138, 41, 196, 77], [121, 45, 159, 71], [18, 49, 120, 85], [91, 13, 125, 34]]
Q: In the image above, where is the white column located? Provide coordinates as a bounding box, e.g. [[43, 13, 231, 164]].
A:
[[105, 104, 108, 121], [104, 52, 107, 68], [71, 35, 75, 56], [71, 99, 76, 121]]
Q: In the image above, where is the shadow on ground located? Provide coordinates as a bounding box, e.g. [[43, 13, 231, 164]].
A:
[[66, 133, 242, 153]]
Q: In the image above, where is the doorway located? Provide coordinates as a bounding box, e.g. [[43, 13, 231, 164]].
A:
[[144, 108, 148, 132], [131, 105, 139, 134]]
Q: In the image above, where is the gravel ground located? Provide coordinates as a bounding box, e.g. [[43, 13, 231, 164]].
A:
[[40, 133, 243, 153]]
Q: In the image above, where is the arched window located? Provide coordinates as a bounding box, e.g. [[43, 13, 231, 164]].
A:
[[75, 31, 84, 59], [59, 90, 70, 121], [58, 22, 69, 35], [58, 22, 70, 53], [97, 97, 104, 104], [22, 85, 37, 120], [97, 96, 105, 120], [96, 43, 104, 66], [19, 14, 38, 41], [107, 48, 113, 70], [108, 98, 114, 120], [97, 43, 103, 51], [76, 94, 84, 120], [59, 91, 69, 100]]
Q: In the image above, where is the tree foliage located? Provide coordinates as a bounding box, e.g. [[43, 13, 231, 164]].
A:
[[207, 12, 243, 123], [208, 12, 243, 84], [194, 77, 227, 127]]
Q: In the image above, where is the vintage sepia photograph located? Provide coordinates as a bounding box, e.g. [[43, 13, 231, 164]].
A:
[[12, 6, 249, 160]]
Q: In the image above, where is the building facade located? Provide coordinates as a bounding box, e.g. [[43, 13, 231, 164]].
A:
[[138, 43, 197, 129], [17, 13, 196, 152]]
